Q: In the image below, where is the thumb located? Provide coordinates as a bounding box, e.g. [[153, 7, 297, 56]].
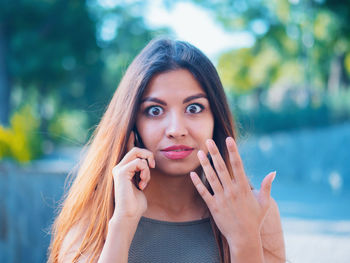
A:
[[258, 171, 276, 209]]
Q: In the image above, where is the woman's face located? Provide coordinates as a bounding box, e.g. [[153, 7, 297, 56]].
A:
[[136, 69, 214, 176]]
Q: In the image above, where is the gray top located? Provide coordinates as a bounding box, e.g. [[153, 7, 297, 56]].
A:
[[128, 216, 220, 263]]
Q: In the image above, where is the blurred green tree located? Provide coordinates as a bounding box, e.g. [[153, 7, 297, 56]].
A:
[[0, 0, 168, 156], [175, 0, 350, 134], [188, 0, 350, 97], [0, 0, 101, 127]]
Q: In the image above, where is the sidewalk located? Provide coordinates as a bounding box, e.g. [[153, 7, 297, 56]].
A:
[[282, 217, 350, 263]]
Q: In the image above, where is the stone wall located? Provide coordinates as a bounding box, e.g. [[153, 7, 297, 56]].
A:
[[0, 163, 68, 263]]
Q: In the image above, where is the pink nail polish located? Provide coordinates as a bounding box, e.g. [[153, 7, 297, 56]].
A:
[[190, 172, 196, 180], [272, 171, 277, 182]]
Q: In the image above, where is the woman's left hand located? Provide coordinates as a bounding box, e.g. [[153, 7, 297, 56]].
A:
[[190, 137, 276, 248]]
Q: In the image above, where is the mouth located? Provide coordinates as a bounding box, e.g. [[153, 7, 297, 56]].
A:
[[168, 149, 192, 152], [160, 145, 194, 160], [161, 145, 194, 151]]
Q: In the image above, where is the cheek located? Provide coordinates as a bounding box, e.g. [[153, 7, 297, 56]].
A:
[[136, 119, 162, 149], [190, 116, 214, 144], [200, 114, 214, 137]]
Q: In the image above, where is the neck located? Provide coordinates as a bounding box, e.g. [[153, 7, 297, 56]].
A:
[[142, 168, 209, 221]]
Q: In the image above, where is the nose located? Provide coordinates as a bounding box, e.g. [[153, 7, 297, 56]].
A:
[[165, 111, 188, 139]]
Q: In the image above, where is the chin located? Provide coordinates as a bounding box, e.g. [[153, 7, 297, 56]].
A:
[[152, 152, 200, 175], [155, 161, 200, 177]]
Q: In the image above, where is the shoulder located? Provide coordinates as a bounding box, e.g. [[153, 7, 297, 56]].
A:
[[59, 219, 93, 263], [260, 197, 286, 262]]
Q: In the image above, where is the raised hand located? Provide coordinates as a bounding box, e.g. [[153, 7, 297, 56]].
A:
[[111, 131, 155, 221], [190, 137, 276, 260]]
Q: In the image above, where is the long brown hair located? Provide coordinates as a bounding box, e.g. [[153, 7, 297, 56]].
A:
[[48, 38, 236, 263]]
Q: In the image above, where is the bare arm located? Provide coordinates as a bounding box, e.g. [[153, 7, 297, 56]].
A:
[[59, 132, 153, 262], [97, 217, 139, 263], [58, 216, 140, 263], [58, 221, 90, 263]]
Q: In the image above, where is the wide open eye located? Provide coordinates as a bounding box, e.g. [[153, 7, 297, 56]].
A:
[[146, 106, 164, 117], [186, 103, 204, 114]]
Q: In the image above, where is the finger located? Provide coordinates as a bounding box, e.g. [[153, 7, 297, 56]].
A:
[[121, 158, 149, 180], [126, 131, 155, 168], [197, 150, 223, 194], [127, 131, 135, 152], [206, 139, 232, 190], [258, 171, 276, 210], [121, 147, 156, 168], [139, 162, 151, 190], [190, 172, 214, 208], [226, 137, 249, 187]]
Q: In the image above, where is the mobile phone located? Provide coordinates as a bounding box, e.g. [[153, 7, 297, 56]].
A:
[[132, 128, 143, 190], [133, 128, 145, 148]]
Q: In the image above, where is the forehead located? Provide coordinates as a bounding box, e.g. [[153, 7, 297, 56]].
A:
[[142, 69, 205, 98]]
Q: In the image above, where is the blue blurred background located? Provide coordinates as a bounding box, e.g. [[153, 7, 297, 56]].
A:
[[0, 0, 350, 262]]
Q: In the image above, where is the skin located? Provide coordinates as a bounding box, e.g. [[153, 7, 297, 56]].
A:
[[60, 69, 285, 263], [111, 69, 284, 262], [191, 139, 277, 262], [134, 69, 214, 221]]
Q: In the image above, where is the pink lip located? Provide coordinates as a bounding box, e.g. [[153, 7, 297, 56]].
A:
[[161, 145, 193, 151], [161, 145, 194, 160]]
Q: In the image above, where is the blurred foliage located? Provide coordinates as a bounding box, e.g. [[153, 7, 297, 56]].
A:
[[186, 0, 350, 133], [48, 109, 89, 145], [2, 0, 350, 162], [188, 0, 350, 94], [0, 105, 42, 163], [0, 0, 170, 161], [0, 0, 102, 113]]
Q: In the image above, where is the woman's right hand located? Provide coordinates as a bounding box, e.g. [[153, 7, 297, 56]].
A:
[[111, 131, 155, 222]]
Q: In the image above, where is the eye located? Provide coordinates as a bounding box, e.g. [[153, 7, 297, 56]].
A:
[[186, 103, 204, 114], [146, 106, 164, 117]]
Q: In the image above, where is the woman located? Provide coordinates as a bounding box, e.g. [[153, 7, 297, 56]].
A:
[[48, 38, 285, 263]]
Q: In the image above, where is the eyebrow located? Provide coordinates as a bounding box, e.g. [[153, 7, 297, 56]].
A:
[[141, 93, 208, 105]]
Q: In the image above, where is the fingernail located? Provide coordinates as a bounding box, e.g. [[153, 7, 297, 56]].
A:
[[140, 182, 146, 190], [197, 150, 205, 160], [272, 171, 277, 182], [190, 172, 197, 181], [226, 137, 235, 148], [207, 139, 214, 147]]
